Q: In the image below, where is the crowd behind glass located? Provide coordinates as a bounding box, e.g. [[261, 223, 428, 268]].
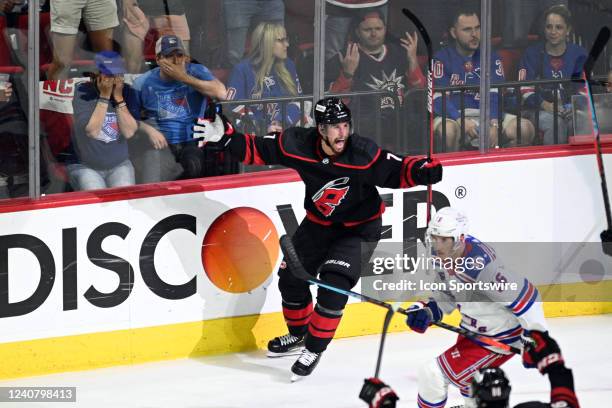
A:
[[0, 0, 610, 198]]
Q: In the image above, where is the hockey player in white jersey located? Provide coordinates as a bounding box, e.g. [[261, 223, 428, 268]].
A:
[[406, 207, 548, 408]]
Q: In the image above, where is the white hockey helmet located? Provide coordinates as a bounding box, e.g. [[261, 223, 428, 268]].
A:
[[425, 207, 469, 250]]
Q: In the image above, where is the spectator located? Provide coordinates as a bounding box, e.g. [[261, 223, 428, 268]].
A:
[[518, 5, 587, 145], [433, 7, 534, 151], [131, 35, 226, 183], [227, 22, 307, 134], [327, 10, 425, 149], [325, 0, 388, 63], [222, 0, 285, 67], [48, 0, 118, 80], [66, 51, 139, 191], [120, 0, 191, 73]]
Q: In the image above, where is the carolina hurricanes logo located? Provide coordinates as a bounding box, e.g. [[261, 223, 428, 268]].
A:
[[312, 177, 350, 217]]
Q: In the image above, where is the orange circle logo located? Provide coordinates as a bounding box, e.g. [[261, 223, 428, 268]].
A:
[[202, 207, 279, 293]]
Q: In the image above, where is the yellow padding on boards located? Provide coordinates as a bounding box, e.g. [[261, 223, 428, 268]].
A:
[[0, 301, 611, 380]]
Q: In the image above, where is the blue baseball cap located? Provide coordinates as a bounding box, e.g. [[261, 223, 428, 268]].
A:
[[94, 51, 126, 75], [155, 35, 186, 57]]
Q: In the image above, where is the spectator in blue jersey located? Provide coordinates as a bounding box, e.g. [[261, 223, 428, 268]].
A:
[[518, 5, 587, 145], [226, 22, 308, 134], [433, 7, 535, 152], [67, 51, 140, 190], [132, 35, 227, 183]]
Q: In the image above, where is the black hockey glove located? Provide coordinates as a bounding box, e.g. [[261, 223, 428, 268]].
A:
[[522, 331, 564, 374], [601, 229, 612, 257], [359, 378, 399, 408], [411, 158, 443, 186]]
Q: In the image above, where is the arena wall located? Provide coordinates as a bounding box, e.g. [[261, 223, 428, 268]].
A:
[[0, 147, 610, 379]]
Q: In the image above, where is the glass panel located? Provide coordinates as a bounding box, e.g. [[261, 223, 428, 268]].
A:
[[222, 0, 315, 173], [0, 0, 30, 200], [494, 0, 612, 149]]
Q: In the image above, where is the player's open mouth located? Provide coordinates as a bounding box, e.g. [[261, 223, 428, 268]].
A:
[[335, 140, 345, 149]]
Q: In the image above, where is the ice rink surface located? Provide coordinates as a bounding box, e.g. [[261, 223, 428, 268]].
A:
[[0, 315, 610, 407]]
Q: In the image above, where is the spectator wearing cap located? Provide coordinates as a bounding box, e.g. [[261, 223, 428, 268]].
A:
[[131, 35, 227, 183], [66, 51, 140, 191]]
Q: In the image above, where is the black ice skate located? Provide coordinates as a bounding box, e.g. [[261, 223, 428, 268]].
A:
[[290, 349, 322, 382], [267, 333, 304, 357]]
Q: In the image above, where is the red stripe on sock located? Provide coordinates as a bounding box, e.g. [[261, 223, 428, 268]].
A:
[[308, 309, 342, 338], [283, 303, 313, 326]]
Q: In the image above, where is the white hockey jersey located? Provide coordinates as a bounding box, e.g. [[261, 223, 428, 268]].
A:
[[425, 235, 547, 354]]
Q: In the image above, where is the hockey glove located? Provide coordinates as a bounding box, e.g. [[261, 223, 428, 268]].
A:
[[411, 158, 443, 186], [193, 103, 234, 146], [405, 300, 442, 334], [601, 229, 612, 257], [359, 377, 399, 408], [522, 330, 564, 374]]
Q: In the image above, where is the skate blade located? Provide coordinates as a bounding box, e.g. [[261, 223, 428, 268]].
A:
[[266, 347, 304, 358], [290, 373, 305, 383]]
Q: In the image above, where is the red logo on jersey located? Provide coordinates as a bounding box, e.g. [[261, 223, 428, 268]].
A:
[[550, 57, 564, 71], [312, 177, 350, 217]]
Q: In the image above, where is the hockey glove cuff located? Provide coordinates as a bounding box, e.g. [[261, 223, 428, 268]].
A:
[[359, 377, 399, 408]]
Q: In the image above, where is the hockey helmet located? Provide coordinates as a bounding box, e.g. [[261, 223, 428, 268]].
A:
[[471, 368, 511, 408], [314, 97, 352, 125], [425, 207, 469, 250]]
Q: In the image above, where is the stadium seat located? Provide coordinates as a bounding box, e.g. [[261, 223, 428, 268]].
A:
[[498, 48, 523, 81]]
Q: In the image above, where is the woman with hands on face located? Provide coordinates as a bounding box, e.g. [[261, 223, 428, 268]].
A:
[[67, 51, 140, 191]]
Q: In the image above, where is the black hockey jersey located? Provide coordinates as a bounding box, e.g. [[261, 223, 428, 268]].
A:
[[227, 126, 421, 225]]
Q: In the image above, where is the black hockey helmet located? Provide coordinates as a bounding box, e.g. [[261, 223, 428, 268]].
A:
[[314, 97, 352, 125], [471, 368, 511, 408]]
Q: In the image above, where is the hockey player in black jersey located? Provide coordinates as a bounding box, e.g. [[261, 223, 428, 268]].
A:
[[193, 96, 443, 380]]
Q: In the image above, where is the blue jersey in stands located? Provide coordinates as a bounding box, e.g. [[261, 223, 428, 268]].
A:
[[432, 47, 505, 120], [133, 63, 215, 144], [518, 42, 587, 107], [227, 58, 303, 128]]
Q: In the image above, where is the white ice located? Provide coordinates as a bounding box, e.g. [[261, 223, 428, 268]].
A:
[[0, 315, 610, 407]]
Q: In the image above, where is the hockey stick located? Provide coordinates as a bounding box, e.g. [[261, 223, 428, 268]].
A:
[[279, 235, 520, 357], [401, 8, 435, 223], [575, 27, 612, 254]]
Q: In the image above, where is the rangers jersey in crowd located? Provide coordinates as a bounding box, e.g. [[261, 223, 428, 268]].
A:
[[432, 47, 505, 120], [227, 58, 304, 129], [518, 42, 587, 107], [225, 126, 422, 225], [425, 235, 547, 354]]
